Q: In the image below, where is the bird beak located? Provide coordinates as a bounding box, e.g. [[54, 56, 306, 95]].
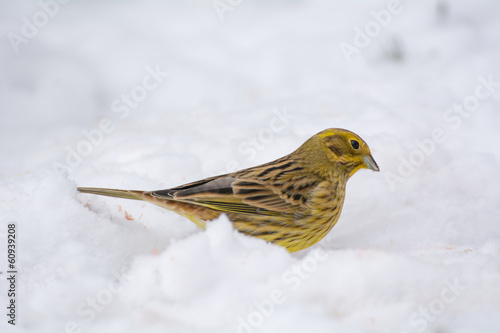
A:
[[363, 155, 380, 171]]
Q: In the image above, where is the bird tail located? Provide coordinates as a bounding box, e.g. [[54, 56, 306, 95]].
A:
[[77, 187, 146, 201]]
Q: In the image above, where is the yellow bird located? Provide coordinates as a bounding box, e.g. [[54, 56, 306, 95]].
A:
[[78, 128, 379, 252]]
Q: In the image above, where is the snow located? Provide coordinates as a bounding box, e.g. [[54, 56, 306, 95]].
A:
[[1, 0, 500, 332]]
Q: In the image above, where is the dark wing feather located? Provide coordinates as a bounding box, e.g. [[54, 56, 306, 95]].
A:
[[152, 175, 229, 198], [151, 175, 308, 216], [231, 179, 296, 213], [151, 155, 322, 217]]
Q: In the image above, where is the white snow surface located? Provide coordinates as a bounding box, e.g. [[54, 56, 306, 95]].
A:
[[1, 1, 500, 332]]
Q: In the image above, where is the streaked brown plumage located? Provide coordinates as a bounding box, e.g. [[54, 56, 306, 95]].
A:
[[78, 128, 379, 252]]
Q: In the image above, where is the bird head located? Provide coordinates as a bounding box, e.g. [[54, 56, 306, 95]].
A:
[[303, 128, 379, 179]]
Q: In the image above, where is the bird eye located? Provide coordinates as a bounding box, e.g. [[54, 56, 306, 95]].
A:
[[350, 140, 360, 149]]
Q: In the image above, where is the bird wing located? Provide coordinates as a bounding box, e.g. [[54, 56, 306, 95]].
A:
[[151, 175, 310, 216]]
